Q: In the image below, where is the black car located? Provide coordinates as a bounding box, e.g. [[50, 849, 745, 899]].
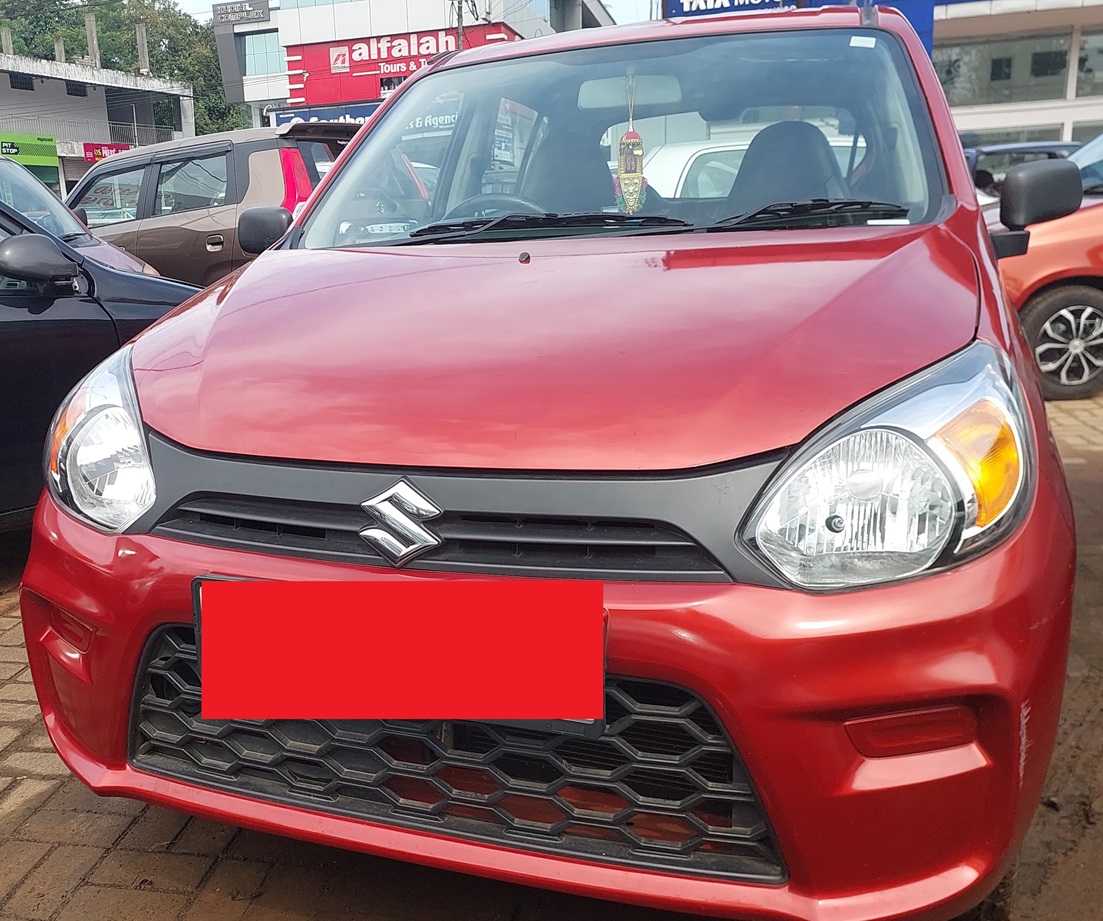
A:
[[0, 199, 197, 530], [963, 141, 1082, 195]]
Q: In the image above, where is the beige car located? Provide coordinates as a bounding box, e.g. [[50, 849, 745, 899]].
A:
[[66, 123, 356, 287]]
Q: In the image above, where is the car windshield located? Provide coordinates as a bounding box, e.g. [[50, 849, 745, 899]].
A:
[[299, 27, 944, 248], [0, 157, 86, 239], [1069, 133, 1103, 194]]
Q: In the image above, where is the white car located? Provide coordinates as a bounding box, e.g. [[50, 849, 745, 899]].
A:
[[641, 137, 867, 199]]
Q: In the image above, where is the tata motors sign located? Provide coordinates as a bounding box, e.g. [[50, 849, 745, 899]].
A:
[[661, 0, 983, 54]]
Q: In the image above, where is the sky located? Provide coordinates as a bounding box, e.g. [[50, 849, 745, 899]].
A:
[[174, 0, 654, 25]]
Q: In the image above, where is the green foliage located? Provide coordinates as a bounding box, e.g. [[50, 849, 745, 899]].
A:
[[0, 0, 249, 134]]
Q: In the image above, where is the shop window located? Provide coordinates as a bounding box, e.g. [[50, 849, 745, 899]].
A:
[[1072, 121, 1103, 143], [1077, 32, 1103, 97]]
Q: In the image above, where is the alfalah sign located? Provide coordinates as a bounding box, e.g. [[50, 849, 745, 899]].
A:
[[213, 0, 270, 26]]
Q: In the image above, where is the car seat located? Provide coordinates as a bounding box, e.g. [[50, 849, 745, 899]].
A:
[[522, 133, 614, 214], [725, 121, 849, 216]]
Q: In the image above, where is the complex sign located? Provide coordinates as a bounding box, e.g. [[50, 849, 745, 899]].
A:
[[83, 142, 131, 163], [212, 0, 270, 25], [287, 23, 521, 107]]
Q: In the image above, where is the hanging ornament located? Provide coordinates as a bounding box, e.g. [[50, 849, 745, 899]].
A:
[[614, 75, 648, 215]]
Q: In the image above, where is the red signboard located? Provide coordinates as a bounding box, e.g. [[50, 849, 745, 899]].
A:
[[287, 23, 521, 106], [83, 142, 131, 163]]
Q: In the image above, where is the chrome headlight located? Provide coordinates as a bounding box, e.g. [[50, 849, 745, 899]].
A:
[[745, 341, 1034, 589], [46, 346, 155, 531]]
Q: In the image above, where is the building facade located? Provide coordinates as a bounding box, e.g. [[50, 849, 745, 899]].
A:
[[0, 53, 194, 195], [214, 0, 613, 125], [933, 0, 1103, 146]]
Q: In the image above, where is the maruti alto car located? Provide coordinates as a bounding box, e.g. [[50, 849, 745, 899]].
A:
[[21, 7, 1081, 921]]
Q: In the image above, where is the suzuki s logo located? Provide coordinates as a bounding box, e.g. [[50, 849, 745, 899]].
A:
[[358, 480, 443, 566]]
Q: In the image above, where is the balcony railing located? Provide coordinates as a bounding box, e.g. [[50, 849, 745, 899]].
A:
[[0, 113, 178, 149]]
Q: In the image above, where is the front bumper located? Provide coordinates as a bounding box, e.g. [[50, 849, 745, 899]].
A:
[[21, 478, 1074, 921]]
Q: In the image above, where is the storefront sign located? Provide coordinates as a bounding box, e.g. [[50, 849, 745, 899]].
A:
[[270, 101, 382, 127], [212, 0, 270, 25], [0, 133, 59, 168], [83, 142, 131, 163], [288, 23, 520, 107]]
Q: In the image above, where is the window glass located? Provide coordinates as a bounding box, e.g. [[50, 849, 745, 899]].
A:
[[1078, 32, 1103, 97], [0, 159, 85, 237], [301, 28, 944, 248], [154, 155, 228, 216], [237, 31, 283, 77], [0, 225, 29, 294], [1072, 120, 1103, 143], [934, 34, 1070, 106], [74, 166, 145, 226]]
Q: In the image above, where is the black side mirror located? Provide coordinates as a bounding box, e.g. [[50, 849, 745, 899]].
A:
[[990, 159, 1082, 260], [73, 206, 89, 226], [0, 234, 81, 283], [239, 207, 293, 255], [1000, 159, 1082, 231]]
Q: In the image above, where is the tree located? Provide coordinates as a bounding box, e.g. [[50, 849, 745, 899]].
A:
[[0, 0, 249, 134]]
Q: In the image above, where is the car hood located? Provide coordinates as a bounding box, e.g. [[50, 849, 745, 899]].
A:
[[131, 226, 979, 471], [76, 236, 150, 274]]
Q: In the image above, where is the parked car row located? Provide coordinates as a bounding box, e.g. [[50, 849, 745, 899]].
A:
[[65, 121, 357, 286]]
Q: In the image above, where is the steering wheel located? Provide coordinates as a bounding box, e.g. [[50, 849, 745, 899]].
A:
[[441, 194, 547, 221]]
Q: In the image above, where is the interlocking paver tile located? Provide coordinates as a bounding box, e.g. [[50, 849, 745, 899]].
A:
[[183, 859, 268, 921], [13, 809, 134, 848], [53, 885, 189, 921], [6, 845, 104, 919], [90, 850, 215, 894], [0, 839, 51, 902], [45, 780, 145, 817], [115, 807, 191, 852], [171, 816, 239, 857]]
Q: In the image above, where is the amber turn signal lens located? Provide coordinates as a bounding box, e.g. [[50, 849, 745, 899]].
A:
[[933, 399, 1021, 529], [47, 388, 88, 478]]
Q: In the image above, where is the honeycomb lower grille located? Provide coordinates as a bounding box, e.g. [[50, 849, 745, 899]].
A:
[[130, 626, 784, 881]]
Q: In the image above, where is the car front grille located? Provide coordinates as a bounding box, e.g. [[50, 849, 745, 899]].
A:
[[151, 496, 729, 581], [130, 626, 784, 881]]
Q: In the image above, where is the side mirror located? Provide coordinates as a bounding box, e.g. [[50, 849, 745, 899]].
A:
[[1000, 159, 1082, 231], [0, 234, 80, 283], [73, 206, 89, 226], [239, 207, 293, 255], [991, 159, 1082, 260]]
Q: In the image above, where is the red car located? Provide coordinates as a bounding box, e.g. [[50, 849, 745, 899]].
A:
[[21, 7, 1080, 921]]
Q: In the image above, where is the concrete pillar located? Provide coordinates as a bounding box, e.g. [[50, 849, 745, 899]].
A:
[[1, 27, 13, 56], [179, 92, 196, 139], [137, 22, 150, 75], [85, 12, 101, 67], [566, 0, 583, 31], [54, 36, 65, 62]]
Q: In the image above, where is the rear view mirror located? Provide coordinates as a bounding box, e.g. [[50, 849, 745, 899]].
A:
[[239, 207, 293, 255], [0, 234, 80, 283], [1000, 159, 1082, 231], [578, 75, 682, 110]]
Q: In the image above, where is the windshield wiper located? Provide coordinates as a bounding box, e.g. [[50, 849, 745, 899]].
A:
[[392, 211, 690, 245], [706, 199, 911, 231], [59, 232, 89, 242], [1082, 183, 1103, 196]]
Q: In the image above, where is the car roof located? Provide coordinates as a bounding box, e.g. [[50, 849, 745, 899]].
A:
[[435, 4, 876, 71], [964, 141, 1080, 156], [83, 127, 276, 166]]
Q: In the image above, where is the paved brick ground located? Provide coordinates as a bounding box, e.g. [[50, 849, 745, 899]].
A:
[[0, 393, 1100, 921]]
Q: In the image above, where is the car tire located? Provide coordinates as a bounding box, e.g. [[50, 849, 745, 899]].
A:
[[1020, 286, 1103, 400]]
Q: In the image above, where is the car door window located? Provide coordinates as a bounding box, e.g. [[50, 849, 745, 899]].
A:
[[154, 154, 229, 216], [0, 226, 27, 294], [73, 166, 145, 227]]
